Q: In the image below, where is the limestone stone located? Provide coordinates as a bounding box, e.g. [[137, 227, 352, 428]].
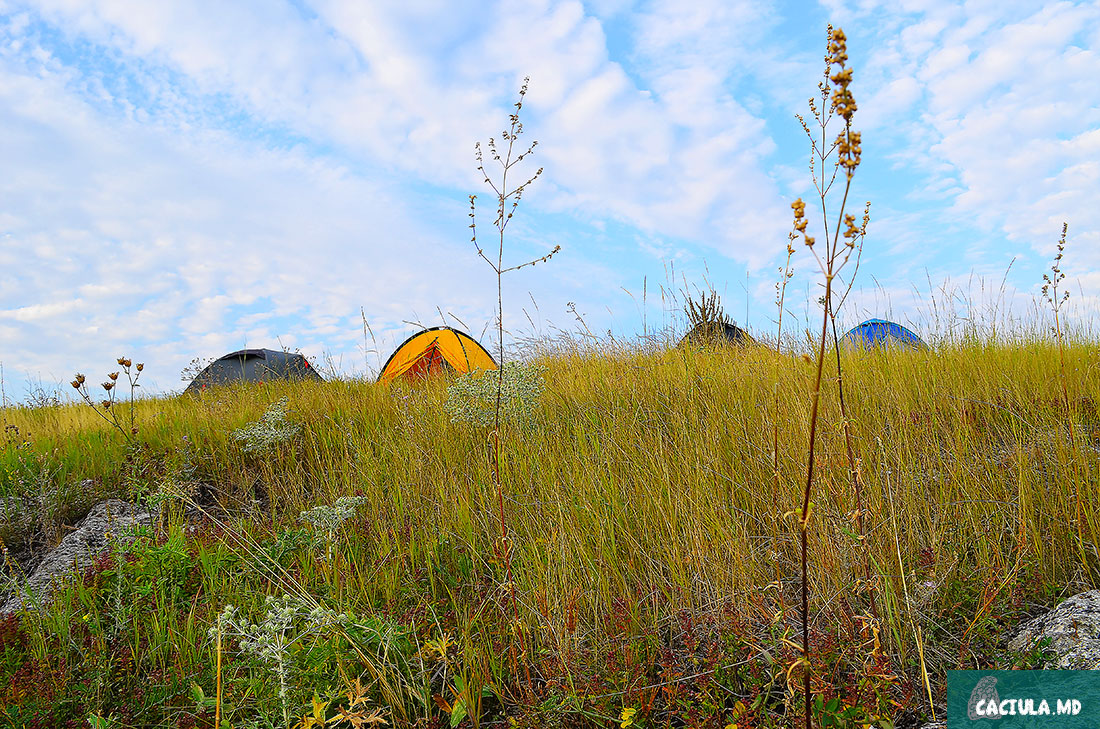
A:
[[1, 499, 152, 614], [1008, 590, 1100, 669]]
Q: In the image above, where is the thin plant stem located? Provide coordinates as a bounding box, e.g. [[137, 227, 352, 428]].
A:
[[469, 77, 558, 693], [215, 621, 223, 729], [801, 276, 833, 727]]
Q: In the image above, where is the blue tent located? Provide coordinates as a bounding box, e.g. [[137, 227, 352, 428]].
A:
[[841, 319, 926, 349]]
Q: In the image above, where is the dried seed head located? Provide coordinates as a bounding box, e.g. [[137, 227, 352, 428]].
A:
[[102, 382, 114, 391], [827, 27, 848, 67], [136, 363, 143, 372], [843, 214, 860, 244], [826, 27, 857, 123], [830, 68, 853, 87], [71, 380, 81, 389], [836, 129, 862, 177], [76, 373, 86, 384], [791, 198, 807, 219], [108, 372, 119, 381]]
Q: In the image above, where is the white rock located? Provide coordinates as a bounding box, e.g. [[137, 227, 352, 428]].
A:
[[1, 499, 152, 614], [1008, 590, 1100, 669]]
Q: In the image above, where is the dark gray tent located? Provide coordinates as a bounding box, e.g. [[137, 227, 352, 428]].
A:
[[678, 322, 755, 348], [184, 349, 322, 394]]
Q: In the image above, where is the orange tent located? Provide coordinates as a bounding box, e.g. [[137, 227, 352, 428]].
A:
[[377, 326, 497, 385]]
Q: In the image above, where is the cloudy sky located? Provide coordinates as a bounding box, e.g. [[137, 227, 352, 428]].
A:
[[0, 0, 1097, 399]]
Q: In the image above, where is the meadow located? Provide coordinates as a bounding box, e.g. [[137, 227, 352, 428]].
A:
[[1, 23, 1095, 729], [0, 330, 1097, 728]]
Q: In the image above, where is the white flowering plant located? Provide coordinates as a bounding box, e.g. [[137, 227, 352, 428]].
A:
[[299, 496, 369, 534], [212, 594, 348, 727], [443, 361, 545, 428], [232, 397, 301, 453]]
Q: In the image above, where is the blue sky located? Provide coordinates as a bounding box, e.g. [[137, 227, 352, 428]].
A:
[[0, 0, 1097, 399]]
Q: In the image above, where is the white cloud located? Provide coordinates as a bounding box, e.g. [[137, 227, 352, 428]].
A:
[[0, 39, 507, 391], [6, 0, 795, 269], [829, 0, 1100, 289]]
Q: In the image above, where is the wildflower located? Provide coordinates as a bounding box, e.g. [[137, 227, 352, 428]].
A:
[[620, 707, 637, 728]]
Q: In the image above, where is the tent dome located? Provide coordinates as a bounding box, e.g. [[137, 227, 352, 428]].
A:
[[678, 321, 754, 348], [377, 327, 497, 385], [841, 319, 926, 350], [184, 348, 322, 394]]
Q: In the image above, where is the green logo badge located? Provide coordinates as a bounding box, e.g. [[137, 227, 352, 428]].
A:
[[949, 671, 1093, 727]]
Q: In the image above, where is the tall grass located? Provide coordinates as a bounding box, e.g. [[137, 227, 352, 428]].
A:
[[1, 333, 1096, 726]]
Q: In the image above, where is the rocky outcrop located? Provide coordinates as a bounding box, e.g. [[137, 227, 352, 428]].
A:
[[1009, 590, 1100, 669], [1, 499, 152, 614]]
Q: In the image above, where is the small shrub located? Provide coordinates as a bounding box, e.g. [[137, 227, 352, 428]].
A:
[[213, 595, 349, 727], [444, 361, 545, 428], [232, 397, 301, 453], [299, 496, 368, 535]]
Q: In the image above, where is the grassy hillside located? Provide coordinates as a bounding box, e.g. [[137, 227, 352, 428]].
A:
[[1, 339, 1097, 728]]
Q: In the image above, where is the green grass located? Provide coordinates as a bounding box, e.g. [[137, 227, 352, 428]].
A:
[[0, 337, 1096, 728]]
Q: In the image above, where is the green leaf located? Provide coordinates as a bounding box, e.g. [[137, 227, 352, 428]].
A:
[[450, 698, 468, 728]]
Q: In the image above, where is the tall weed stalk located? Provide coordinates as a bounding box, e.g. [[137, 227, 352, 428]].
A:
[[790, 26, 867, 727], [1041, 223, 1087, 552], [468, 76, 559, 684]]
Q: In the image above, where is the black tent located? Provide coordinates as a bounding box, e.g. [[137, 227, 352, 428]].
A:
[[184, 349, 322, 394], [678, 322, 755, 348]]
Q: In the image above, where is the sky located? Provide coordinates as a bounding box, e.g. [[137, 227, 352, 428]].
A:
[[0, 0, 1097, 400]]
